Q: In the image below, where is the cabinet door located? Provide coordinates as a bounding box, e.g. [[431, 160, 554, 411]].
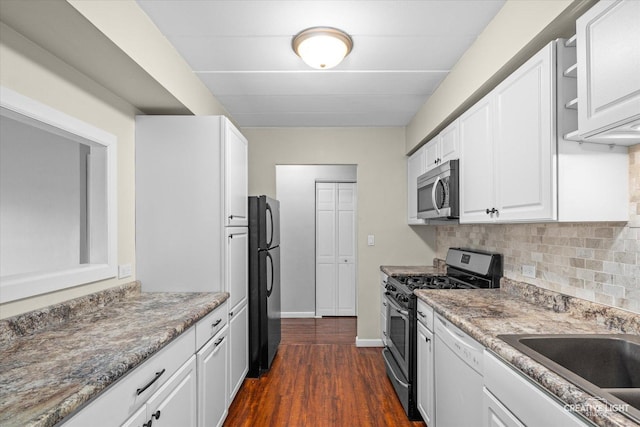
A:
[[226, 228, 248, 311], [483, 388, 525, 427], [459, 95, 494, 223], [577, 0, 640, 136], [493, 42, 556, 222], [229, 303, 248, 401], [224, 119, 248, 227], [424, 137, 440, 172], [407, 146, 427, 224], [146, 356, 198, 427], [197, 326, 229, 427], [121, 405, 147, 427], [439, 120, 459, 163], [416, 322, 434, 426]]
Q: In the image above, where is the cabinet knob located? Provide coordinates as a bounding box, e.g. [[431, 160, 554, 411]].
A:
[[425, 336, 431, 343], [152, 410, 161, 420], [143, 421, 152, 427], [229, 311, 234, 317], [486, 208, 498, 215]]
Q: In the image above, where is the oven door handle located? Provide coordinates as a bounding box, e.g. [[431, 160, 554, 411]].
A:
[[431, 176, 441, 215], [387, 297, 409, 317], [382, 349, 409, 388]]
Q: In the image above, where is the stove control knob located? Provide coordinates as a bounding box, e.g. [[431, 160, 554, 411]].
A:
[[385, 284, 396, 292]]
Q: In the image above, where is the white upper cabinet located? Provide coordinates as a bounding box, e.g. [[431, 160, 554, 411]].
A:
[[407, 145, 427, 224], [576, 0, 640, 143], [459, 95, 495, 223], [136, 115, 249, 292], [438, 120, 460, 165], [493, 43, 556, 222], [224, 120, 248, 226], [407, 120, 459, 225], [425, 120, 460, 173], [461, 43, 557, 223]]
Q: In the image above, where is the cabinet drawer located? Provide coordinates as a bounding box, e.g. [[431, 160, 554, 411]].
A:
[[63, 328, 196, 426], [416, 299, 433, 331], [196, 302, 228, 350], [484, 351, 589, 427]]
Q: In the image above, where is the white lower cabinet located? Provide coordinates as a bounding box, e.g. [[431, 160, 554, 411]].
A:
[[483, 351, 589, 427], [197, 325, 229, 427], [229, 302, 249, 401], [146, 356, 198, 427], [416, 320, 434, 426], [483, 388, 525, 427], [121, 406, 147, 427]]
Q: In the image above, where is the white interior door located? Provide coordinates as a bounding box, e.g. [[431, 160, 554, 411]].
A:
[[315, 182, 356, 316]]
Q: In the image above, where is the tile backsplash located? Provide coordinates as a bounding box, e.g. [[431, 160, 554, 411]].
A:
[[436, 144, 640, 314]]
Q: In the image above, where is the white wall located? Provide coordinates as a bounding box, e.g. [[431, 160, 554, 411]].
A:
[[276, 165, 357, 317], [0, 23, 138, 318], [406, 0, 595, 153], [244, 127, 436, 340]]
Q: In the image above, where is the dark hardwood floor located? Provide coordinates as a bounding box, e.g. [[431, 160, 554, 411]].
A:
[[225, 317, 427, 427]]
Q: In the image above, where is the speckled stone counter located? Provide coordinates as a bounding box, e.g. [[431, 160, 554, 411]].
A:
[[415, 279, 640, 427], [0, 281, 229, 427], [380, 259, 446, 277]]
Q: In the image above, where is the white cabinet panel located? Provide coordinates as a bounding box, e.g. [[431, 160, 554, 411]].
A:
[[461, 43, 557, 223], [224, 121, 248, 226], [226, 228, 248, 311], [121, 406, 147, 427], [484, 352, 589, 427], [197, 326, 229, 427], [407, 146, 427, 224], [146, 356, 198, 427], [439, 121, 459, 164], [483, 388, 525, 427], [577, 0, 640, 137], [493, 43, 556, 222], [460, 95, 494, 223], [416, 321, 435, 426], [136, 116, 248, 293], [424, 138, 440, 172], [228, 302, 248, 401]]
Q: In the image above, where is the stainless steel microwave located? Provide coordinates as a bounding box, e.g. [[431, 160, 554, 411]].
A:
[[417, 159, 459, 220]]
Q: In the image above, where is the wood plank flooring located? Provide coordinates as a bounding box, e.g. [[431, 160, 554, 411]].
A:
[[225, 317, 427, 427]]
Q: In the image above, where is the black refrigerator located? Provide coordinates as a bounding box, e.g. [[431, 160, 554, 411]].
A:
[[247, 196, 281, 377]]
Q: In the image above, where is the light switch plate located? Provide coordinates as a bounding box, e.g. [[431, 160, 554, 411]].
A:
[[522, 265, 536, 278], [367, 235, 375, 246], [118, 264, 132, 279]]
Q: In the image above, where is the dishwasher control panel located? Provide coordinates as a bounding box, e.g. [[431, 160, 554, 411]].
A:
[[434, 313, 484, 374]]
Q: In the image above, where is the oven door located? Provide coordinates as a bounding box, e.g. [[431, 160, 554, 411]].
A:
[[386, 296, 411, 378]]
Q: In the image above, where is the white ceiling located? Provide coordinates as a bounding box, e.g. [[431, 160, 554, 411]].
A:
[[136, 0, 505, 127]]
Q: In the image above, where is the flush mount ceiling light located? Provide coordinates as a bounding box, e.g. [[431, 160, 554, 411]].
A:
[[292, 27, 353, 70]]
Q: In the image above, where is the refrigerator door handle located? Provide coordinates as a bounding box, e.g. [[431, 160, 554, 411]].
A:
[[266, 251, 274, 297], [266, 202, 274, 248]]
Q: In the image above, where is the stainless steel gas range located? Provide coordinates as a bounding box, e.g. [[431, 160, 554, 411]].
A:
[[382, 248, 503, 421]]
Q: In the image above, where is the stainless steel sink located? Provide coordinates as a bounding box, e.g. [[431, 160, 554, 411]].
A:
[[498, 334, 640, 423]]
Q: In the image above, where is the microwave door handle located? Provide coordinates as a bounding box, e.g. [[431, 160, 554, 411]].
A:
[[431, 176, 441, 215]]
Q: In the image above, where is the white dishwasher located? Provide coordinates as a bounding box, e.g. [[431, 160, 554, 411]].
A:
[[434, 312, 484, 427]]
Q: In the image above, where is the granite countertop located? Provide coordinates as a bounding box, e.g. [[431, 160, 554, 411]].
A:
[[415, 279, 640, 427], [380, 263, 445, 277], [0, 282, 229, 427]]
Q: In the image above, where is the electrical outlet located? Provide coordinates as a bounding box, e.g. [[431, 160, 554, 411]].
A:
[[118, 264, 132, 279], [522, 265, 536, 278]]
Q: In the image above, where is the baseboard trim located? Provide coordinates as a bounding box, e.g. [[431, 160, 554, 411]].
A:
[[281, 311, 316, 318], [355, 337, 384, 348]]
